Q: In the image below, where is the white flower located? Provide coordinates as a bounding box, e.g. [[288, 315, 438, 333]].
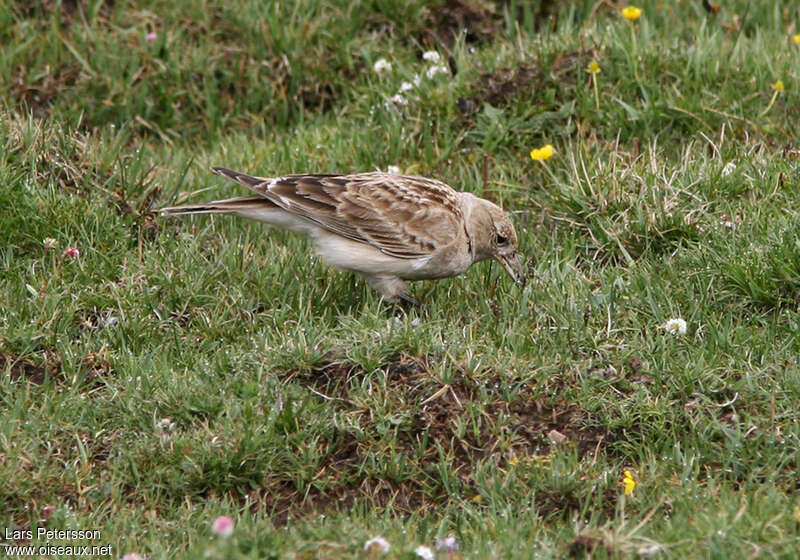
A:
[[390, 94, 408, 107], [664, 318, 687, 336], [373, 58, 392, 74], [425, 65, 449, 79], [156, 417, 175, 443], [399, 81, 414, 93], [719, 214, 735, 230], [613, 277, 629, 289], [387, 165, 401, 174], [364, 536, 391, 554], [98, 309, 119, 328], [415, 545, 435, 560], [422, 50, 441, 63], [155, 418, 175, 432], [722, 162, 737, 177], [638, 543, 664, 557]]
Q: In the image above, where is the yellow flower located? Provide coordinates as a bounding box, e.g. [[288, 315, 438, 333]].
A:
[[587, 61, 601, 74], [530, 144, 555, 162], [471, 494, 483, 503], [623, 470, 636, 496], [760, 81, 786, 116], [509, 457, 519, 466], [621, 6, 642, 21], [793, 34, 800, 45]]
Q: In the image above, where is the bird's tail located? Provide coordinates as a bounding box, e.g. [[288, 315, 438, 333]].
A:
[[210, 166, 266, 189], [160, 167, 278, 216], [160, 195, 275, 216]]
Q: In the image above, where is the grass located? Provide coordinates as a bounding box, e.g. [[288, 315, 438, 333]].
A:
[[2, 0, 800, 557]]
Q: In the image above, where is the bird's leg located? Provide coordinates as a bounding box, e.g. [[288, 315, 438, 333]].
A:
[[362, 274, 419, 306]]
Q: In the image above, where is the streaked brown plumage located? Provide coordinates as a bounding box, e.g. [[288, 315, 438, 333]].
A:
[[160, 167, 525, 303]]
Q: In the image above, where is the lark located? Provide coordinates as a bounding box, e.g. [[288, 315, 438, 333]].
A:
[[160, 167, 525, 304]]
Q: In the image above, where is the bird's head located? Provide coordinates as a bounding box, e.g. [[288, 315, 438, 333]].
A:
[[465, 195, 526, 286]]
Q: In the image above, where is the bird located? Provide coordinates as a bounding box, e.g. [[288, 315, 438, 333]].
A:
[[160, 167, 525, 304]]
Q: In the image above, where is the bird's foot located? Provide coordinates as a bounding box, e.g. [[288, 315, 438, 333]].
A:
[[396, 292, 420, 308]]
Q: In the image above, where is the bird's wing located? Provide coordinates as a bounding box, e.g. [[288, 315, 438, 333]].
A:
[[211, 168, 464, 259]]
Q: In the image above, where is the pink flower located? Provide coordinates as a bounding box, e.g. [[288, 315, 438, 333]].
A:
[[121, 555, 146, 560], [436, 535, 459, 552], [62, 247, 80, 259], [211, 515, 234, 538], [42, 505, 57, 517], [146, 32, 157, 43], [364, 536, 391, 553]]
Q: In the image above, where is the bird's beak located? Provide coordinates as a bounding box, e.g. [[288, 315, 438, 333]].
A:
[[494, 252, 526, 286]]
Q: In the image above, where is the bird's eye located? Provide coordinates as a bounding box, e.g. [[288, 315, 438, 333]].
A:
[[496, 234, 508, 245]]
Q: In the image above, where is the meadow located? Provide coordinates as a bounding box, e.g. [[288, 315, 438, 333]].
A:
[[1, 0, 800, 557]]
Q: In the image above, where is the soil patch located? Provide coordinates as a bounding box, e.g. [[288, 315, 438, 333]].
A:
[[478, 63, 544, 107], [456, 49, 598, 119], [11, 1, 114, 25], [421, 0, 499, 47], [1, 350, 112, 389], [1, 353, 58, 385], [418, 1, 576, 48], [253, 354, 619, 524]]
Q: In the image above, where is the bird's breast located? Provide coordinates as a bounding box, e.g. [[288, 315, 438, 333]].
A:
[[403, 241, 473, 280]]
